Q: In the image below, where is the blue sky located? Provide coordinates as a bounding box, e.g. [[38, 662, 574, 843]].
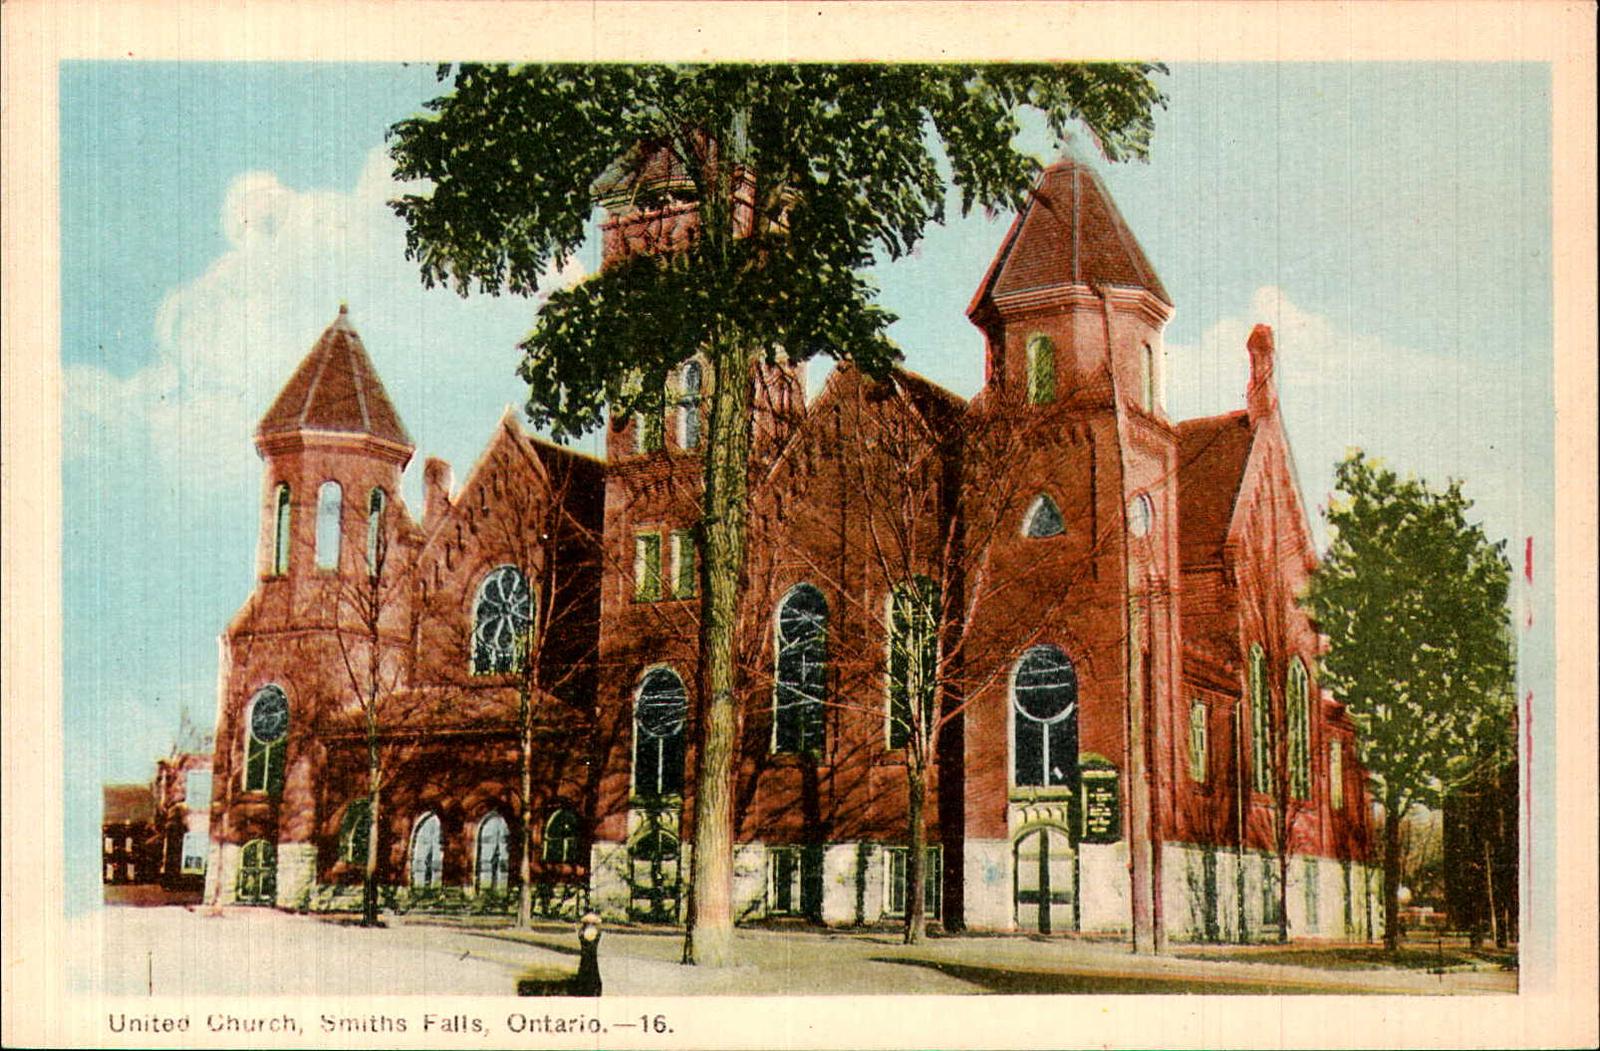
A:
[[61, 62, 1553, 922]]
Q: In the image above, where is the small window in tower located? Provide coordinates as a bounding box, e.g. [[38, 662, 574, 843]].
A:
[[1188, 699, 1209, 783], [315, 481, 342, 570], [1026, 335, 1055, 405], [1128, 492, 1154, 538], [272, 484, 291, 575], [670, 530, 697, 599], [678, 361, 703, 449], [1329, 740, 1345, 810], [1023, 495, 1065, 538], [366, 488, 387, 576], [635, 532, 663, 602], [1140, 343, 1156, 412], [636, 407, 664, 453]]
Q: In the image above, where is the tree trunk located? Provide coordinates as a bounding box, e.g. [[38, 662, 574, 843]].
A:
[[518, 716, 534, 928], [1277, 846, 1290, 944], [684, 334, 753, 968], [905, 759, 927, 945], [1382, 805, 1403, 952], [362, 779, 382, 927]]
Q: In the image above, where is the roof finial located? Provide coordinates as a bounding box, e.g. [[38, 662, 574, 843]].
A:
[[338, 300, 349, 315]]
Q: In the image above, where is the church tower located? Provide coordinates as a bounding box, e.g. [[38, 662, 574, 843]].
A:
[[208, 306, 416, 908], [958, 157, 1180, 949]]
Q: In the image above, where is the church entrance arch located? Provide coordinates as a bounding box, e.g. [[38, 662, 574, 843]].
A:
[[237, 839, 276, 905], [1014, 824, 1075, 934]]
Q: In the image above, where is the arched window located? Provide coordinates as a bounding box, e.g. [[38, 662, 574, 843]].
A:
[[365, 488, 387, 575], [1026, 335, 1055, 404], [1011, 645, 1079, 787], [243, 685, 288, 796], [634, 668, 687, 797], [1128, 492, 1154, 538], [340, 797, 371, 864], [1023, 494, 1065, 538], [237, 839, 276, 904], [472, 565, 533, 674], [272, 483, 291, 575], [410, 813, 443, 889], [476, 813, 510, 892], [1329, 741, 1345, 810], [543, 809, 581, 865], [1140, 343, 1156, 412], [678, 361, 703, 449], [1249, 645, 1272, 793], [1188, 699, 1209, 783], [774, 584, 828, 753], [315, 481, 342, 569], [1287, 658, 1311, 799], [887, 577, 939, 749]]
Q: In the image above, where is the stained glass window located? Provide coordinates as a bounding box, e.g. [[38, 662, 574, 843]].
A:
[[635, 668, 686, 797], [1012, 645, 1079, 787], [472, 565, 532, 674], [243, 685, 287, 796], [887, 577, 939, 749], [774, 584, 827, 753]]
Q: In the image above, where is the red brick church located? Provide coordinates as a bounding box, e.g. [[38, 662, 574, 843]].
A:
[[205, 158, 1379, 942]]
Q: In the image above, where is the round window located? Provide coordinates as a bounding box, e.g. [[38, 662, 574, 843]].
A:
[[637, 669, 687, 739], [249, 685, 289, 743], [1013, 646, 1078, 723], [1128, 493, 1154, 538]]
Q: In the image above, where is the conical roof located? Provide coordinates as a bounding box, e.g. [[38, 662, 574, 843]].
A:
[[256, 305, 413, 449], [968, 157, 1170, 314]]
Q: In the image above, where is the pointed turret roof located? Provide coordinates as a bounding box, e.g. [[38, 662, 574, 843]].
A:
[[256, 305, 413, 450], [968, 157, 1170, 316]]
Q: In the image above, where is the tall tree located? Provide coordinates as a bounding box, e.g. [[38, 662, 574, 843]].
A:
[[389, 62, 1166, 966], [1304, 452, 1514, 951]]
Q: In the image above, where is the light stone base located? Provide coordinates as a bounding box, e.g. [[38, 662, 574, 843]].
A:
[[209, 842, 241, 905], [274, 842, 318, 909], [960, 839, 1013, 931], [1077, 841, 1130, 932], [1159, 842, 1385, 943], [732, 844, 767, 922], [588, 839, 631, 921], [820, 844, 863, 926]]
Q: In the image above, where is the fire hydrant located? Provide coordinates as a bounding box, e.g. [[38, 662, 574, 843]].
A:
[[574, 912, 602, 997]]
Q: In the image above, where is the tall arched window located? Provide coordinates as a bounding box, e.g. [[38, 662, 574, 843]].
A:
[[1188, 699, 1209, 783], [243, 685, 288, 796], [1249, 645, 1272, 793], [472, 566, 533, 675], [774, 584, 828, 753], [340, 797, 371, 864], [543, 809, 581, 865], [315, 481, 342, 570], [1023, 494, 1065, 538], [476, 813, 510, 892], [887, 577, 939, 749], [1026, 335, 1055, 404], [272, 483, 291, 575], [365, 488, 387, 575], [410, 813, 443, 889], [634, 668, 687, 797], [1011, 645, 1079, 787], [1287, 658, 1311, 799], [678, 361, 703, 449]]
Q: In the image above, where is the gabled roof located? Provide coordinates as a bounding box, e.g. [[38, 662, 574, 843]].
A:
[[1175, 410, 1253, 566], [103, 784, 156, 825], [968, 157, 1170, 316], [256, 305, 413, 449]]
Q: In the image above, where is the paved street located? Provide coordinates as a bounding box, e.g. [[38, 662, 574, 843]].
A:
[[74, 906, 1515, 998]]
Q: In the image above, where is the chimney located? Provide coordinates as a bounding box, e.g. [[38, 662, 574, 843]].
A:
[[1246, 324, 1277, 425], [423, 457, 454, 531]]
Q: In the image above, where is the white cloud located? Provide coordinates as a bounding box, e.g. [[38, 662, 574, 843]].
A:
[[66, 146, 588, 501]]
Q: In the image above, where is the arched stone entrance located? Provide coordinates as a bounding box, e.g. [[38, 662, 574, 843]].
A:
[[1014, 824, 1075, 933]]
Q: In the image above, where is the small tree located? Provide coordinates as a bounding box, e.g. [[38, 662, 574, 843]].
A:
[[389, 62, 1166, 966], [1304, 452, 1514, 951]]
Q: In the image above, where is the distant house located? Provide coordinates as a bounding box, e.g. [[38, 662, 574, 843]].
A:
[[102, 784, 157, 887]]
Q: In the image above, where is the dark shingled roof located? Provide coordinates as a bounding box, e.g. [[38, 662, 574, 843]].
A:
[[970, 157, 1171, 313], [256, 306, 413, 448], [103, 784, 156, 825], [1176, 410, 1254, 566]]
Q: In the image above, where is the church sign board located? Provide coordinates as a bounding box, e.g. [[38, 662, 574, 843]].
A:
[[1079, 764, 1121, 844]]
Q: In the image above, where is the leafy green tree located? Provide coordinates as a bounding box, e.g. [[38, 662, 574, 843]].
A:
[[388, 62, 1165, 966], [1304, 452, 1514, 951]]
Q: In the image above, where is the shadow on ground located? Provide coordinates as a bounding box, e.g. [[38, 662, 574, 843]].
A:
[[868, 957, 1388, 995], [1178, 946, 1518, 973]]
